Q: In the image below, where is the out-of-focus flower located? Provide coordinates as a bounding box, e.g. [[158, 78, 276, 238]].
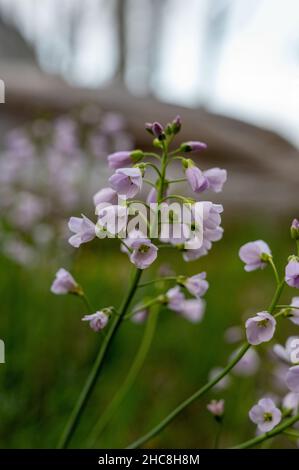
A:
[[285, 259, 299, 289], [82, 311, 109, 332], [145, 122, 164, 139], [203, 168, 227, 193], [166, 286, 185, 311], [245, 311, 276, 345], [290, 219, 299, 240], [129, 238, 158, 269], [68, 215, 96, 248], [283, 392, 299, 414], [108, 151, 133, 169], [231, 348, 260, 376], [224, 326, 243, 344], [239, 240, 271, 272], [286, 365, 299, 392], [109, 168, 143, 198], [273, 336, 299, 364], [51, 268, 79, 295], [180, 141, 207, 152], [179, 298, 206, 323], [96, 204, 128, 236], [183, 272, 209, 298], [208, 367, 231, 391], [146, 187, 157, 204], [93, 187, 118, 208], [249, 398, 282, 432], [207, 399, 225, 417]]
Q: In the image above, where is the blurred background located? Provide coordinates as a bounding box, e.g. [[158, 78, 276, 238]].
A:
[[0, 0, 299, 448]]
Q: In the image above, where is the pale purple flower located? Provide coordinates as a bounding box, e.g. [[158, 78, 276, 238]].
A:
[[131, 308, 148, 324], [172, 115, 182, 134], [96, 204, 128, 236], [129, 238, 158, 269], [108, 151, 132, 169], [239, 240, 271, 272], [166, 286, 185, 311], [231, 348, 260, 377], [286, 366, 299, 392], [51, 268, 79, 295], [285, 260, 299, 289], [224, 326, 243, 344], [203, 168, 227, 193], [68, 215, 96, 248], [82, 311, 109, 332], [245, 311, 276, 345], [93, 187, 118, 208], [283, 392, 299, 414], [249, 398, 282, 432], [291, 219, 299, 240], [178, 298, 206, 323], [184, 272, 209, 298], [207, 399, 225, 417], [290, 297, 299, 325], [146, 187, 157, 204], [109, 168, 142, 198], [186, 166, 209, 193], [273, 336, 299, 364], [121, 229, 147, 254], [145, 121, 164, 139], [180, 141, 208, 152]]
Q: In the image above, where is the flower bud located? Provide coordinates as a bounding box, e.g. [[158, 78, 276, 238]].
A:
[[180, 141, 207, 153], [291, 219, 299, 240], [172, 115, 182, 134]]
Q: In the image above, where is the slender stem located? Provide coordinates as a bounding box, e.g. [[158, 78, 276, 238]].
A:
[[126, 342, 250, 449], [127, 281, 285, 449], [160, 194, 193, 204], [168, 178, 187, 184], [58, 268, 142, 449], [214, 420, 223, 449], [144, 179, 156, 188], [157, 144, 168, 202], [276, 305, 299, 309], [138, 277, 177, 288], [144, 152, 161, 161], [144, 163, 162, 178], [86, 306, 160, 447], [124, 297, 161, 320], [268, 258, 280, 285], [296, 240, 299, 257], [283, 429, 299, 439], [80, 293, 94, 312], [232, 412, 299, 449]]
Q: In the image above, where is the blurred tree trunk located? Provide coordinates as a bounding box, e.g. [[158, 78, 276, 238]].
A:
[[115, 0, 128, 83]]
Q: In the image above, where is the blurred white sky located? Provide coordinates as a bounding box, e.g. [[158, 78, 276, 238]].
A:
[[1, 0, 299, 146]]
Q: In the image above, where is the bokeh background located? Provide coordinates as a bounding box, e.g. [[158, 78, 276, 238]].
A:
[[0, 0, 299, 448]]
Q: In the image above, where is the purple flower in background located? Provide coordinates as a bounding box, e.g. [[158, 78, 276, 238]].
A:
[[286, 366, 299, 392], [245, 311, 276, 345], [93, 187, 118, 208], [68, 215, 96, 248], [203, 168, 227, 193], [108, 151, 132, 169], [207, 399, 225, 417], [239, 240, 271, 272], [285, 260, 299, 288], [51, 268, 79, 295], [231, 348, 260, 377], [129, 238, 158, 269], [283, 392, 299, 414], [208, 367, 231, 391], [290, 297, 299, 325], [273, 336, 299, 364], [178, 298, 206, 323], [186, 166, 209, 193], [82, 311, 109, 332], [224, 326, 243, 344], [146, 187, 157, 204], [180, 141, 207, 152], [131, 308, 148, 324], [291, 219, 299, 240], [166, 286, 185, 311], [249, 398, 282, 432], [184, 272, 209, 298], [109, 168, 142, 198]]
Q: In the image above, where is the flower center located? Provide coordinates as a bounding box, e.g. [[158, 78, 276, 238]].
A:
[[258, 319, 269, 328], [139, 244, 150, 254], [263, 412, 273, 422]]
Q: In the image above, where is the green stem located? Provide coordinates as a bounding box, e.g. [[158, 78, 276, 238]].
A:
[[232, 412, 299, 449], [124, 297, 162, 320], [80, 293, 94, 313], [160, 194, 193, 204], [57, 268, 142, 449], [127, 281, 285, 449], [86, 306, 160, 447], [167, 178, 187, 184], [283, 429, 299, 439], [144, 152, 161, 161], [144, 163, 162, 178], [296, 240, 299, 257], [268, 258, 280, 285], [138, 277, 177, 288], [214, 420, 223, 449]]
